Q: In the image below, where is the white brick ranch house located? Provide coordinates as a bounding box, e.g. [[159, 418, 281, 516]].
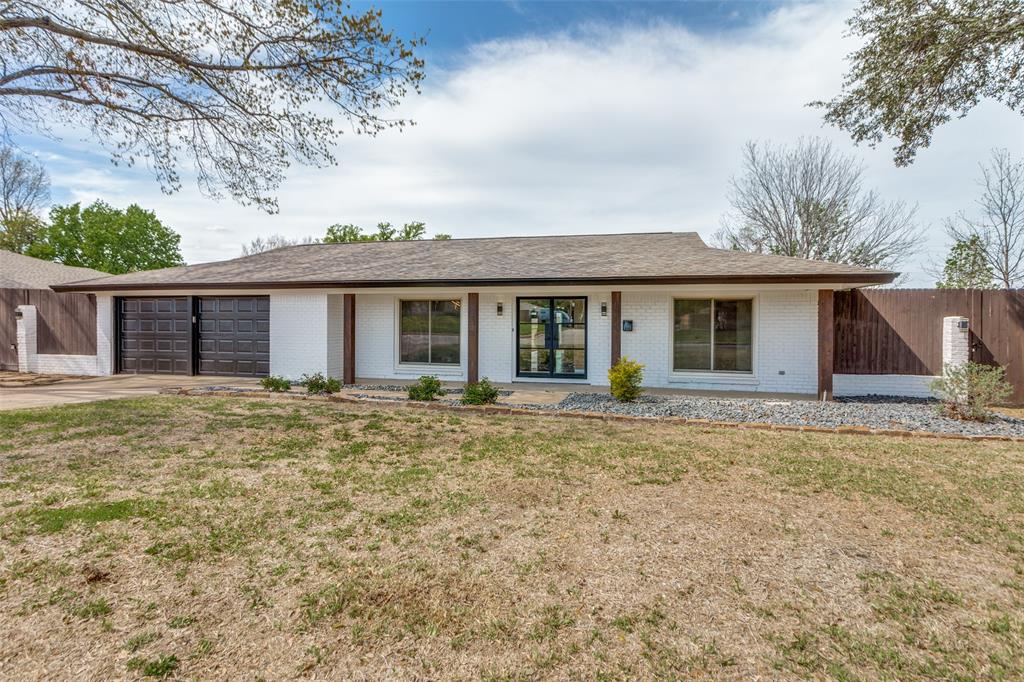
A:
[[50, 232, 898, 399]]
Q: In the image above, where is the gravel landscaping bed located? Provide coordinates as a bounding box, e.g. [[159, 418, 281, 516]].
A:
[[177, 384, 1023, 437], [553, 392, 1024, 437]]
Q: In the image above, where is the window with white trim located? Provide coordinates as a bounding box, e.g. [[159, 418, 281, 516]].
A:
[[673, 298, 753, 372], [399, 299, 461, 365]]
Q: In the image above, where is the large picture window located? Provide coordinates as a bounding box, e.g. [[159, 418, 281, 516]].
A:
[[399, 299, 461, 365], [673, 298, 753, 373]]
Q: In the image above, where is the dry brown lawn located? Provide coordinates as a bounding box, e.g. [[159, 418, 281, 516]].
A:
[[0, 395, 1022, 680]]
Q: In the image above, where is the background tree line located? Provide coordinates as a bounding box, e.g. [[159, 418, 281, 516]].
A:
[[0, 145, 184, 274], [0, 143, 449, 272], [240, 222, 451, 256]]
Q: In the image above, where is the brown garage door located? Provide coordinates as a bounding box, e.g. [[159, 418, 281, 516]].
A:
[[198, 296, 270, 376], [118, 297, 190, 374]]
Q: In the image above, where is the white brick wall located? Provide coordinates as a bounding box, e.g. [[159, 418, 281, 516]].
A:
[[834, 374, 936, 399], [355, 294, 468, 381], [326, 294, 343, 379], [619, 290, 818, 394], [354, 294, 394, 379], [587, 291, 613, 386], [15, 304, 103, 376], [269, 293, 331, 380], [479, 293, 513, 382], [96, 295, 114, 376]]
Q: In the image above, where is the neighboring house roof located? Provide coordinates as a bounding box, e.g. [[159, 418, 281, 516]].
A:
[[52, 232, 897, 292], [0, 250, 108, 289]]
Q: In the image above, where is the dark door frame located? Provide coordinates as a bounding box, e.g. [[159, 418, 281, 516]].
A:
[[515, 296, 588, 379]]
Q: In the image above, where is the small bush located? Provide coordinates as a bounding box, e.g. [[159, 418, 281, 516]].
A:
[[461, 378, 500, 405], [930, 362, 1012, 421], [300, 372, 341, 395], [408, 375, 445, 401], [608, 357, 645, 402], [260, 375, 291, 392]]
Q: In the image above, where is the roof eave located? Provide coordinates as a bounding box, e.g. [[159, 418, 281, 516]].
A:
[[51, 272, 897, 293]]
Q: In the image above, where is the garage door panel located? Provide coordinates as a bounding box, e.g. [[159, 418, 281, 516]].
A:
[[118, 297, 190, 375], [197, 296, 269, 377]]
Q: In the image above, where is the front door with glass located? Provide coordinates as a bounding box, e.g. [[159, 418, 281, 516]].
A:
[[516, 297, 587, 378]]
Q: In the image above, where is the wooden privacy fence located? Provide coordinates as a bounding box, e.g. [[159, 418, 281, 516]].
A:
[[834, 289, 1024, 404], [0, 288, 97, 370]]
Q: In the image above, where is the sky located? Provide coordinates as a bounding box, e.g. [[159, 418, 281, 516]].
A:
[[18, 0, 1024, 286]]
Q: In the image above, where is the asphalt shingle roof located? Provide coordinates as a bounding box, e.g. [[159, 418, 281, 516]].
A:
[[52, 232, 896, 291], [0, 250, 107, 289]]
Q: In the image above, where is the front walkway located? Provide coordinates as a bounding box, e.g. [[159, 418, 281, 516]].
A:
[[0, 373, 263, 410]]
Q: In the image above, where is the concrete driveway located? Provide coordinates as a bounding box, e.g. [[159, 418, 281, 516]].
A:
[[0, 374, 263, 411]]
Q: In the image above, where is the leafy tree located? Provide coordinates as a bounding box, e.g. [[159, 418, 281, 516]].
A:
[[816, 0, 1024, 166], [28, 201, 184, 274], [946, 149, 1024, 288], [323, 221, 449, 243], [716, 138, 920, 269], [241, 234, 319, 257], [0, 211, 44, 254], [324, 223, 368, 244], [936, 236, 996, 288], [0, 1, 425, 211], [0, 144, 49, 252]]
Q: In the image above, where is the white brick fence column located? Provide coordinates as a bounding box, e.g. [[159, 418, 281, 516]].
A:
[[15, 305, 37, 373], [942, 316, 970, 369]]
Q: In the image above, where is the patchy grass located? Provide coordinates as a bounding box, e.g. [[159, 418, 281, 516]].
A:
[[1, 396, 1023, 679]]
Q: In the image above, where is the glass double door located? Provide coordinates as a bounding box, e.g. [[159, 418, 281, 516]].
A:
[[517, 298, 587, 378]]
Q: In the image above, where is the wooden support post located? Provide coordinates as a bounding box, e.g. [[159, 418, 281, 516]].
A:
[[467, 292, 479, 384], [818, 289, 834, 401], [610, 291, 622, 366], [343, 294, 355, 385]]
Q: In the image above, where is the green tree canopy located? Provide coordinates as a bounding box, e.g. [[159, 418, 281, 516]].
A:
[[0, 211, 44, 253], [817, 0, 1024, 166], [323, 221, 450, 243], [28, 201, 184, 274], [936, 236, 997, 289]]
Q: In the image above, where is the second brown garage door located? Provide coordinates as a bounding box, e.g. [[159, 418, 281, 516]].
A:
[[198, 296, 270, 376]]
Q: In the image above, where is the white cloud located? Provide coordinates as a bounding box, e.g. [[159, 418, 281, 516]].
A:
[[33, 3, 1024, 284]]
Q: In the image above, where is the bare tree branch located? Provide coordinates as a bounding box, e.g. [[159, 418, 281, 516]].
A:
[[947, 148, 1024, 288], [715, 137, 921, 270], [0, 0, 425, 212]]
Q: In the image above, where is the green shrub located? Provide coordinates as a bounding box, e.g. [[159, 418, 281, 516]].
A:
[[461, 378, 500, 405], [408, 375, 445, 401], [300, 372, 341, 395], [930, 362, 1012, 421], [260, 375, 291, 392], [608, 357, 645, 402]]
